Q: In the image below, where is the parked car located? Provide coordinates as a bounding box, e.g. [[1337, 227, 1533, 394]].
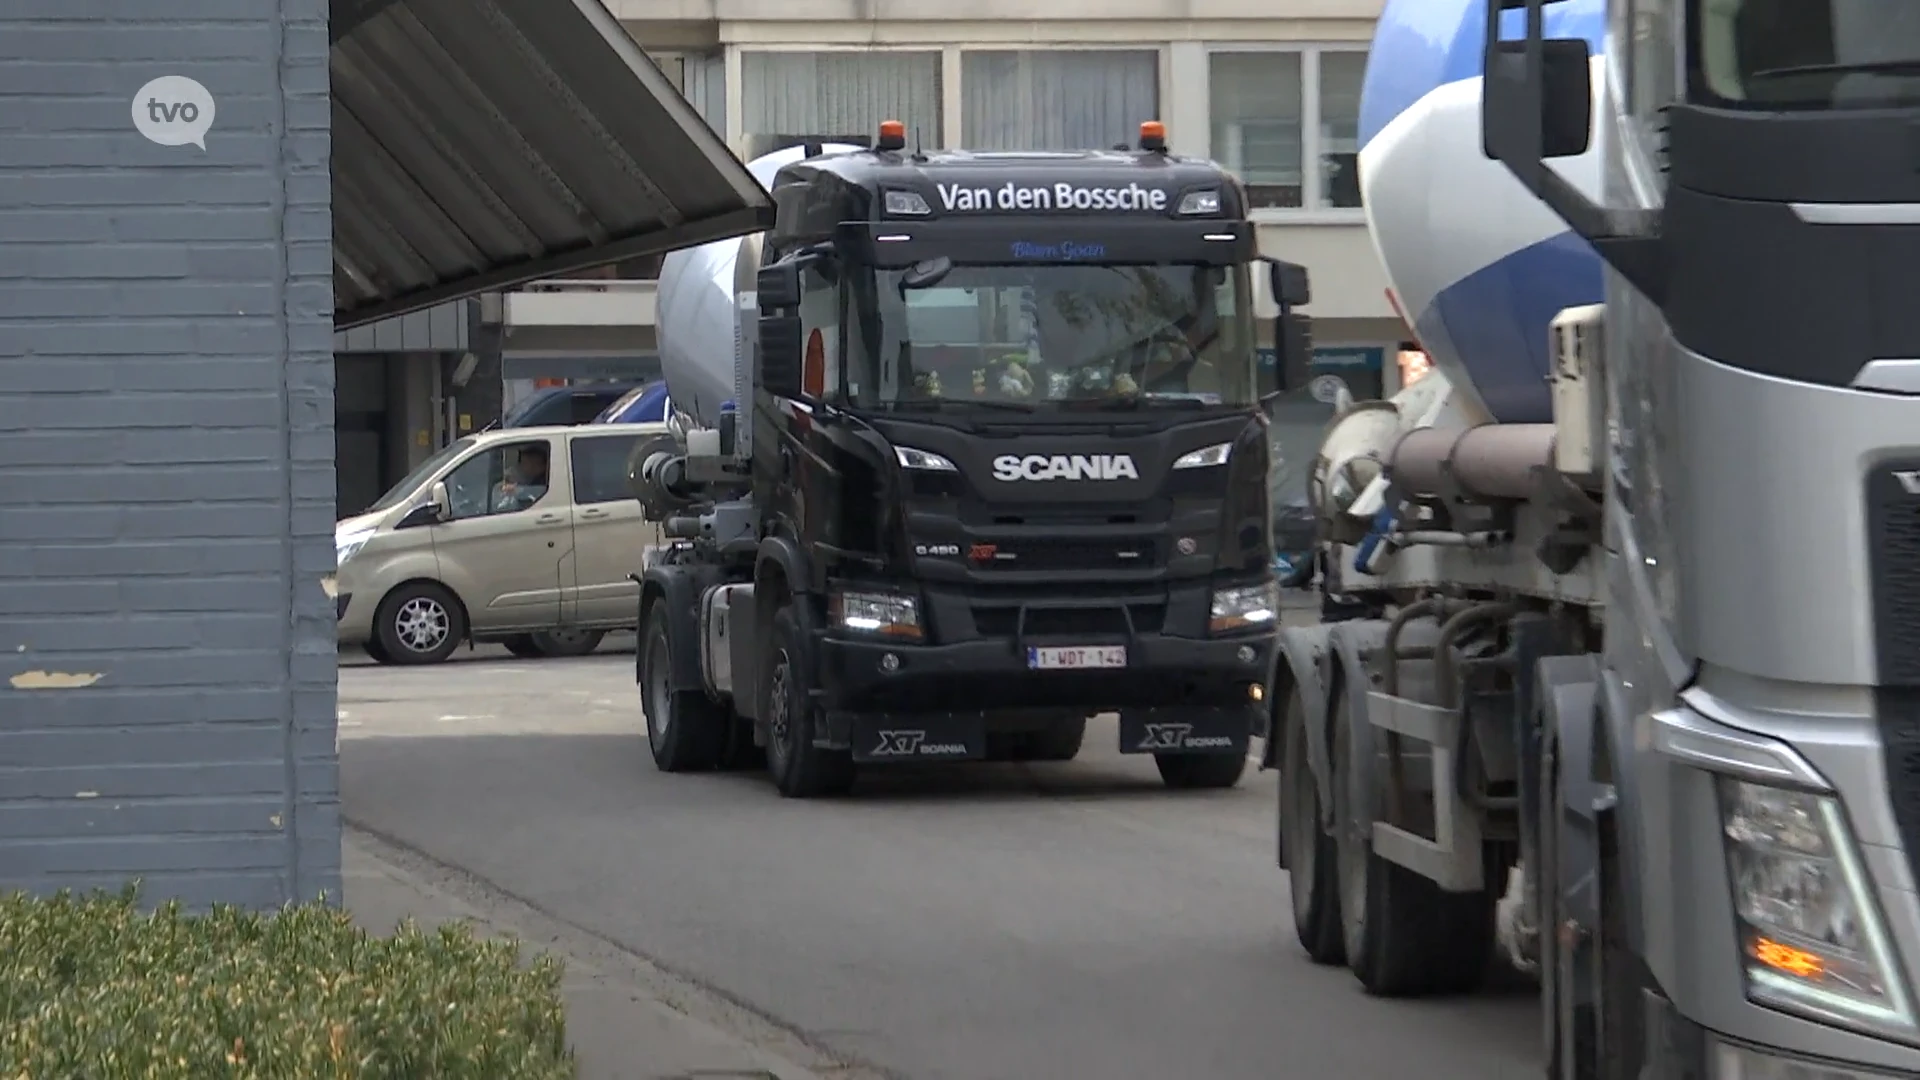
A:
[[591, 382, 672, 425], [330, 423, 668, 664], [493, 382, 645, 430]]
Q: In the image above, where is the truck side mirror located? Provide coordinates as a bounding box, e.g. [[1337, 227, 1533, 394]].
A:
[[1264, 314, 1315, 402], [1483, 36, 1593, 164], [755, 259, 807, 400], [1263, 257, 1311, 308], [757, 263, 802, 311], [758, 315, 805, 400], [1256, 349, 1282, 400]]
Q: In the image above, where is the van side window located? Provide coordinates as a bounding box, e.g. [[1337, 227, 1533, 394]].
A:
[[444, 439, 553, 519], [569, 433, 645, 505]]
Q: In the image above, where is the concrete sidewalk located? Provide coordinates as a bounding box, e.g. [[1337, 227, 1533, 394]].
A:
[[343, 830, 833, 1080]]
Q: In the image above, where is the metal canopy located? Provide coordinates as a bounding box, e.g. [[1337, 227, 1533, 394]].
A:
[[330, 0, 772, 330]]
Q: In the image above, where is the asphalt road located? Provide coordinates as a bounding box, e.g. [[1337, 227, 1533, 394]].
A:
[[339, 630, 1540, 1080]]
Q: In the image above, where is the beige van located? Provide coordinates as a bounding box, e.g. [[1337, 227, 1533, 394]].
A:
[[330, 423, 670, 664]]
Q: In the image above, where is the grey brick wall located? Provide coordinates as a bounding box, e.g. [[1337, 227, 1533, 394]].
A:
[[0, 0, 339, 908]]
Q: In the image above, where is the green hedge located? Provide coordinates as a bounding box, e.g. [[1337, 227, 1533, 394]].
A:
[[0, 886, 575, 1079]]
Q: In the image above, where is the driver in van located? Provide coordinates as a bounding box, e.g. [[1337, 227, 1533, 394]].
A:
[[492, 443, 550, 513]]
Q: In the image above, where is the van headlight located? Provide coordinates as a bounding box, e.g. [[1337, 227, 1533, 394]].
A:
[[335, 529, 373, 567], [1718, 777, 1916, 1037], [829, 589, 922, 641], [1210, 582, 1279, 634]]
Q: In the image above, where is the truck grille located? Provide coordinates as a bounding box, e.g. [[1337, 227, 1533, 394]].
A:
[[1868, 464, 1920, 686], [970, 602, 1166, 637], [1867, 464, 1920, 894], [969, 536, 1158, 573]]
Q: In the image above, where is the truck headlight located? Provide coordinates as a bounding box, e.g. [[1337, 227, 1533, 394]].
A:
[[335, 530, 372, 567], [1210, 582, 1279, 634], [1176, 189, 1222, 215], [1172, 442, 1233, 469], [894, 445, 958, 472], [1718, 777, 1916, 1037], [829, 590, 923, 641]]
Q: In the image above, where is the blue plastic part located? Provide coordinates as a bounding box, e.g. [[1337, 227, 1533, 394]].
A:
[[1351, 506, 1399, 576]]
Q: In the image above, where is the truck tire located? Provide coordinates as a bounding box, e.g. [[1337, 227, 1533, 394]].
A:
[[641, 602, 726, 772], [1155, 750, 1247, 789], [1281, 683, 1344, 964], [718, 712, 765, 771], [1331, 680, 1495, 996], [373, 582, 465, 665], [1027, 714, 1087, 762], [764, 606, 856, 798]]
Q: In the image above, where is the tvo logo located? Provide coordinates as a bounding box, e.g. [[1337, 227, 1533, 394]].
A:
[[132, 76, 216, 150]]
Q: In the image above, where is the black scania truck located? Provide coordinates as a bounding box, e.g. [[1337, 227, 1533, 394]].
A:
[[632, 120, 1314, 797]]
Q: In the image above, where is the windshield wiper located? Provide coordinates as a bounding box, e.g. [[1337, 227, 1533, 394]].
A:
[[1751, 60, 1920, 80], [888, 398, 1038, 414], [1059, 394, 1212, 412]]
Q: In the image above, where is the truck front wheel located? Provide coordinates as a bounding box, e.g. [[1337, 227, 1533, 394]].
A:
[[1027, 714, 1087, 762], [642, 602, 727, 772], [764, 606, 856, 798], [1155, 750, 1247, 789]]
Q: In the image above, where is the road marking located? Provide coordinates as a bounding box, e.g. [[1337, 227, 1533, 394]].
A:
[[437, 714, 493, 723]]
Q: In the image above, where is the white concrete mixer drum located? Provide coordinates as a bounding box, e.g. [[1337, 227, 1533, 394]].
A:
[[654, 142, 865, 431]]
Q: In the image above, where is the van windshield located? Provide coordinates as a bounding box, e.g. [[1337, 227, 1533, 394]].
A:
[[364, 438, 474, 514]]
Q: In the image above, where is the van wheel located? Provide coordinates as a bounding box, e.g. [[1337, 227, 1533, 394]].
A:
[[530, 629, 605, 657], [764, 606, 855, 798], [502, 635, 543, 660], [374, 583, 464, 665], [642, 603, 725, 772], [362, 639, 394, 665]]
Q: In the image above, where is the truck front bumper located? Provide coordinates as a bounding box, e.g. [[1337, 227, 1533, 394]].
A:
[[815, 629, 1274, 764], [1644, 990, 1915, 1079]]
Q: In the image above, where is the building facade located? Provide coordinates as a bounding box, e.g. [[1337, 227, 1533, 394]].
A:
[[352, 1, 1412, 519], [495, 0, 1407, 404], [0, 0, 342, 908]]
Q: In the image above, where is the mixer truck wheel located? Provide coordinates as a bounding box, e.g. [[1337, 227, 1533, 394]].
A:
[[642, 603, 726, 772], [1332, 679, 1496, 996], [1026, 714, 1087, 762], [1155, 749, 1247, 789], [764, 606, 856, 798], [718, 711, 765, 771], [1281, 683, 1344, 964]]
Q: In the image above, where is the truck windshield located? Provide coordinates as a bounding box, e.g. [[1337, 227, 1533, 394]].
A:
[[1694, 0, 1920, 109], [847, 263, 1257, 413]]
